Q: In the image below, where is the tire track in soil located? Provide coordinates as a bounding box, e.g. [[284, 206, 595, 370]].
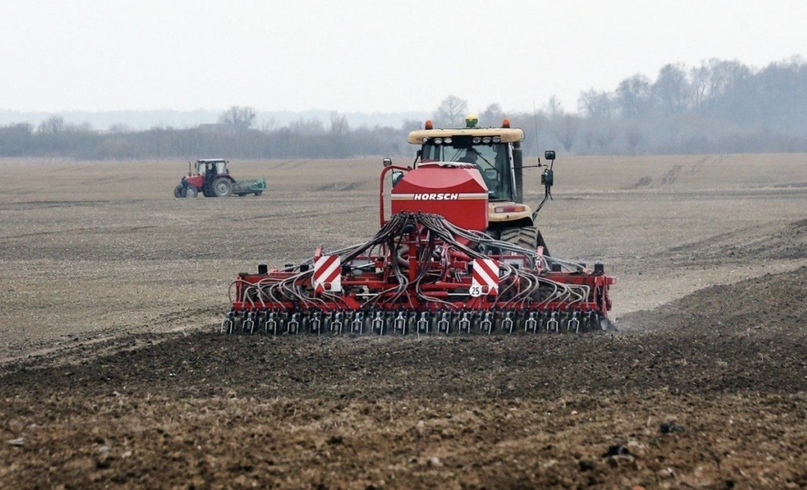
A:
[[312, 181, 368, 192], [271, 160, 312, 169], [658, 218, 807, 264], [0, 304, 219, 368], [623, 155, 721, 189]]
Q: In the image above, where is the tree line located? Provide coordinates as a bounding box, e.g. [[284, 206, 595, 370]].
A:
[[1, 57, 805, 160]]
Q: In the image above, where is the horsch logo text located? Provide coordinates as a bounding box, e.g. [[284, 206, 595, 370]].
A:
[[412, 193, 459, 200]]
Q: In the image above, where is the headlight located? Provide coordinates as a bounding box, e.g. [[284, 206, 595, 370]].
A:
[[492, 136, 501, 143], [482, 137, 491, 144], [472, 137, 481, 144], [494, 205, 526, 213], [434, 138, 443, 144]]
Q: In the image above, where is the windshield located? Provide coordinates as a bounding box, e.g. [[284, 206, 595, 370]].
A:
[[421, 140, 513, 201]]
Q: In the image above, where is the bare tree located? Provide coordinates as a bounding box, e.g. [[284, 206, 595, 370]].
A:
[[289, 117, 325, 135], [544, 95, 564, 118], [480, 103, 505, 126], [329, 112, 349, 136], [259, 117, 278, 132], [37, 115, 65, 134], [552, 115, 581, 153], [578, 89, 615, 119], [616, 75, 652, 119], [108, 123, 133, 133], [625, 125, 644, 153], [219, 106, 256, 131], [329, 112, 350, 157], [433, 96, 468, 127], [592, 121, 617, 151], [0, 123, 34, 156], [652, 63, 692, 114], [401, 119, 424, 132]]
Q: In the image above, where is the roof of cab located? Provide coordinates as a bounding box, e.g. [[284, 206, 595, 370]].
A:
[[407, 127, 524, 144]]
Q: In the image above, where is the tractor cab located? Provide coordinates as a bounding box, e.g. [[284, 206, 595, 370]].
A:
[[195, 159, 229, 178], [411, 117, 556, 243], [381, 115, 555, 253], [418, 134, 515, 202], [407, 116, 530, 205]]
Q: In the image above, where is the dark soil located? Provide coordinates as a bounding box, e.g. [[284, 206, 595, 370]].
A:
[[2, 267, 806, 489]]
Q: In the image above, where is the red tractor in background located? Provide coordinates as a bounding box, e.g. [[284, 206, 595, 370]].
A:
[[174, 159, 267, 198]]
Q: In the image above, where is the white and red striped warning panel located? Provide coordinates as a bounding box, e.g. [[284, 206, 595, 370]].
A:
[[313, 255, 341, 293], [470, 258, 499, 297]]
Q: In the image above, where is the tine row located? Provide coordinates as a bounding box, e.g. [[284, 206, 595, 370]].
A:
[[221, 308, 607, 335]]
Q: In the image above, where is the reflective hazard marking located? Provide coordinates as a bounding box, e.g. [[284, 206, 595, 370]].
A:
[[470, 258, 499, 296], [314, 255, 341, 293]]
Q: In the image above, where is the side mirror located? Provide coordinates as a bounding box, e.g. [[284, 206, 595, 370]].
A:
[[391, 170, 404, 187], [383, 158, 393, 167], [544, 150, 556, 161]]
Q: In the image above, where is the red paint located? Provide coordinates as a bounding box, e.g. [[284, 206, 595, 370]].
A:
[[391, 165, 488, 231]]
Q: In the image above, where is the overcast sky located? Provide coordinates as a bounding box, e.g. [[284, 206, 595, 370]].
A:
[[1, 0, 804, 115]]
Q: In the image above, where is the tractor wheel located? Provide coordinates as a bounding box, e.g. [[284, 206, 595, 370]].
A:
[[173, 185, 184, 198], [212, 178, 233, 197], [185, 187, 198, 198], [500, 226, 551, 256]]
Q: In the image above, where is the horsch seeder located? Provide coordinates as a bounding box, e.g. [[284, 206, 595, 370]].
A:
[[222, 115, 615, 335]]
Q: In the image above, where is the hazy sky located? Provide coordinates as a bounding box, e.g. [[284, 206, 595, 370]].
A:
[[1, 0, 804, 115]]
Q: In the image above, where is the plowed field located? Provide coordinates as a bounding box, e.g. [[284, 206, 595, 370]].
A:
[[1, 155, 806, 489]]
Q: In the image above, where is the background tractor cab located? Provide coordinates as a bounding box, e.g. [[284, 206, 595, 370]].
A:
[[194, 159, 232, 197], [385, 115, 555, 254]]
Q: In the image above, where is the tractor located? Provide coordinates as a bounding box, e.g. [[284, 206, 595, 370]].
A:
[[174, 159, 266, 198], [222, 116, 615, 335], [388, 114, 554, 255]]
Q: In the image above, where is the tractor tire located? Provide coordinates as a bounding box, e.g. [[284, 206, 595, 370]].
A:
[[500, 226, 551, 256], [212, 178, 233, 197], [173, 185, 185, 198], [185, 187, 198, 198]]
